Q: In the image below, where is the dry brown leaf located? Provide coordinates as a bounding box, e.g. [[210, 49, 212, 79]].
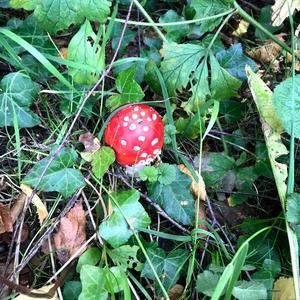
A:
[[79, 132, 101, 162], [53, 202, 86, 263], [59, 47, 68, 59], [13, 284, 58, 300], [272, 0, 300, 26], [0, 204, 13, 234], [247, 34, 285, 71], [272, 277, 296, 300], [20, 184, 48, 225], [233, 19, 249, 36], [286, 49, 300, 71]]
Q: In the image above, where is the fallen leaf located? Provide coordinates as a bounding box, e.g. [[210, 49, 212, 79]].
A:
[[20, 184, 48, 225], [286, 49, 300, 71], [0, 204, 13, 234], [247, 34, 285, 71], [168, 284, 184, 300], [13, 284, 58, 300], [272, 277, 296, 300], [53, 202, 86, 263], [233, 19, 249, 36], [79, 132, 101, 162], [272, 0, 300, 26], [59, 47, 68, 59]]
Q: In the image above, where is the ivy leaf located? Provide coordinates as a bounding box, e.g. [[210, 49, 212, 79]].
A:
[[106, 67, 144, 110], [148, 167, 195, 225], [159, 10, 190, 42], [23, 147, 86, 198], [0, 72, 40, 128], [79, 265, 107, 300], [232, 280, 267, 300], [273, 75, 300, 139], [157, 163, 177, 185], [76, 248, 101, 273], [99, 189, 151, 248], [34, 0, 111, 34], [67, 20, 105, 85], [91, 146, 115, 179], [210, 53, 242, 100], [160, 42, 205, 92], [191, 0, 229, 32], [216, 44, 257, 81], [10, 0, 38, 10], [196, 270, 223, 296], [111, 22, 136, 55], [63, 281, 82, 300], [141, 247, 189, 292], [139, 166, 159, 182]]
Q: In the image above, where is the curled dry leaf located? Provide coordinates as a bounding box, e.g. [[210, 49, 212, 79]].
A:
[[79, 132, 101, 162], [53, 202, 86, 264], [232, 19, 249, 37], [20, 184, 48, 225], [272, 0, 300, 26], [247, 34, 285, 71], [13, 284, 58, 300], [177, 164, 207, 230], [286, 49, 300, 71]]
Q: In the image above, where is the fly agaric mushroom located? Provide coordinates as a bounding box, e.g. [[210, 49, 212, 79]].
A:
[[104, 104, 164, 167]]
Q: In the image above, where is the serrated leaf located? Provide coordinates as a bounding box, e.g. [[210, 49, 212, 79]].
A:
[[0, 72, 40, 128], [216, 44, 257, 81], [141, 247, 189, 292], [148, 168, 195, 225], [196, 270, 223, 296], [99, 189, 151, 248], [34, 0, 111, 34], [273, 75, 300, 139], [139, 166, 159, 182], [91, 146, 115, 178], [10, 0, 38, 10], [160, 42, 205, 92], [191, 0, 229, 32], [232, 280, 267, 300], [77, 248, 101, 273], [157, 163, 177, 185], [23, 147, 86, 198], [210, 53, 242, 100], [67, 20, 105, 85]]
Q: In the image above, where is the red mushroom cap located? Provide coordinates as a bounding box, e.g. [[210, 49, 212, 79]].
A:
[[104, 104, 164, 166]]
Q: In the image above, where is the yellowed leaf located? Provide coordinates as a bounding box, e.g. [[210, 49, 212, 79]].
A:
[[14, 284, 58, 300], [233, 19, 249, 36], [272, 277, 296, 300], [20, 184, 48, 225], [79, 132, 101, 162], [272, 0, 300, 26]]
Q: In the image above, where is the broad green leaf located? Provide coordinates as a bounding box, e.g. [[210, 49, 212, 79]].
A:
[[0, 72, 40, 128], [139, 166, 159, 182], [191, 0, 229, 32], [160, 42, 205, 92], [157, 163, 177, 185], [79, 265, 107, 300], [216, 44, 257, 81], [34, 0, 111, 34], [106, 67, 144, 110], [287, 193, 300, 243], [273, 75, 300, 139], [164, 124, 177, 145], [108, 245, 141, 271], [232, 280, 267, 300], [210, 53, 241, 101], [10, 0, 38, 10], [141, 247, 189, 292], [104, 266, 125, 293], [67, 20, 105, 85], [196, 270, 223, 296], [148, 167, 195, 225], [159, 10, 189, 42], [91, 146, 115, 179], [219, 100, 246, 124], [111, 22, 136, 55], [0, 0, 9, 8], [76, 248, 101, 273], [99, 189, 151, 248], [63, 281, 82, 300], [23, 147, 86, 198]]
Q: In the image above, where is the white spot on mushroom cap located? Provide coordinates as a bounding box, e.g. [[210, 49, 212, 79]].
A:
[[142, 126, 149, 132], [129, 123, 137, 130], [138, 136, 146, 142], [153, 149, 160, 155], [152, 113, 157, 120], [124, 116, 130, 122], [147, 117, 152, 122], [132, 113, 138, 119], [151, 138, 158, 146], [123, 122, 128, 127], [140, 153, 148, 158], [121, 139, 127, 146], [133, 146, 141, 151], [140, 111, 145, 116], [134, 107, 139, 112]]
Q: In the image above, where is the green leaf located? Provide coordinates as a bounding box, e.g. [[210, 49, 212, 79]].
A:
[[0, 72, 40, 128], [23, 147, 86, 197], [159, 10, 190, 42], [216, 44, 257, 81], [160, 42, 205, 92], [76, 248, 101, 273], [141, 247, 189, 292], [148, 167, 195, 225], [67, 20, 105, 85], [273, 75, 300, 139], [157, 163, 177, 185], [219, 100, 246, 124], [111, 22, 136, 55], [10, 0, 38, 10], [99, 189, 151, 248], [191, 0, 229, 32], [196, 270, 223, 296], [164, 124, 177, 145], [106, 66, 144, 111], [108, 245, 141, 271], [79, 265, 108, 300], [91, 146, 115, 179], [232, 280, 267, 300], [210, 53, 241, 101], [287, 193, 300, 224], [63, 281, 82, 300], [34, 0, 111, 34], [139, 166, 159, 182]]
